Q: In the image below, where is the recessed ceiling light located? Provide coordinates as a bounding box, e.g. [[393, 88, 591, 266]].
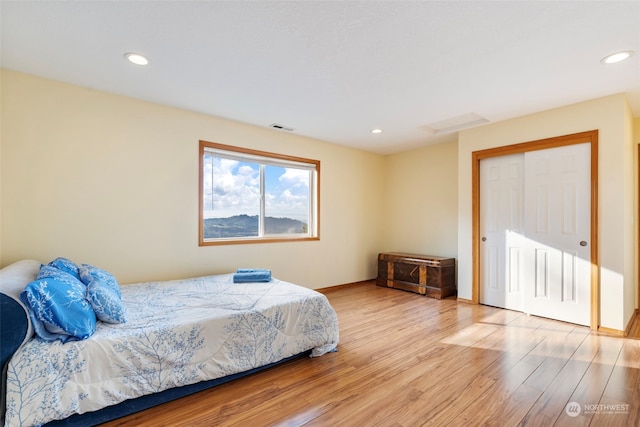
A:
[[601, 50, 634, 64], [124, 52, 148, 66], [371, 129, 383, 134]]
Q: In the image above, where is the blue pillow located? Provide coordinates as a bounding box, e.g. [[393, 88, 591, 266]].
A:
[[38, 264, 85, 287], [20, 277, 97, 343], [47, 257, 81, 280], [86, 278, 126, 324], [78, 264, 121, 298]]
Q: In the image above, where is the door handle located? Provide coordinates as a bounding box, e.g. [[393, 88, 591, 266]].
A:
[[482, 237, 487, 242], [579, 241, 587, 247]]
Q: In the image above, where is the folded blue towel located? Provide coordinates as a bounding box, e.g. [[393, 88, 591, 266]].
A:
[[233, 269, 271, 283], [236, 268, 270, 274]]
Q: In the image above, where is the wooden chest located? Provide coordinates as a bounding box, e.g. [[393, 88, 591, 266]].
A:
[[376, 253, 456, 299]]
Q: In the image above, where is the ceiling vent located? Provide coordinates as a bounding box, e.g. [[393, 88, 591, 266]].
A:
[[269, 123, 294, 132], [421, 113, 489, 135]]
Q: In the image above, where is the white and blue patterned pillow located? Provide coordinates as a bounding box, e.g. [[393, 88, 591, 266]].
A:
[[86, 278, 126, 324], [47, 257, 81, 280], [20, 273, 97, 343], [37, 264, 84, 287], [78, 264, 121, 298]]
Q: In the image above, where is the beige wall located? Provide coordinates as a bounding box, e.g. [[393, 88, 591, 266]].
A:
[[0, 70, 385, 288], [634, 117, 640, 317], [2, 70, 637, 331], [457, 94, 636, 331], [383, 140, 458, 258], [623, 102, 636, 327]]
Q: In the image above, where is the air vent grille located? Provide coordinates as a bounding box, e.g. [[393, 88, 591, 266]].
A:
[[421, 113, 489, 135], [269, 123, 294, 132]]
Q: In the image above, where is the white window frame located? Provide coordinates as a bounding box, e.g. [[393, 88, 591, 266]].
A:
[[199, 140, 320, 246]]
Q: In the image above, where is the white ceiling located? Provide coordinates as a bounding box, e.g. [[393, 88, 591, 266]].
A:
[[2, 1, 639, 155]]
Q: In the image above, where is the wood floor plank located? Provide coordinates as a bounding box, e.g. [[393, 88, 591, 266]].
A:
[[428, 316, 554, 425], [99, 281, 640, 427], [584, 339, 640, 427], [553, 336, 624, 426], [522, 328, 589, 393], [481, 382, 542, 427], [519, 333, 598, 426], [443, 359, 540, 426]]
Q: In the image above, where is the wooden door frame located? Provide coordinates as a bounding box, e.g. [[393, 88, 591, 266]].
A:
[[471, 130, 599, 330]]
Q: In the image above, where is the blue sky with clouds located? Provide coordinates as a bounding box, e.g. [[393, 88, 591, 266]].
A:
[[203, 155, 309, 222]]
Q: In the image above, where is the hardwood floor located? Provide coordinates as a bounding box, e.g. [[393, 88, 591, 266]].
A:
[[101, 281, 640, 427]]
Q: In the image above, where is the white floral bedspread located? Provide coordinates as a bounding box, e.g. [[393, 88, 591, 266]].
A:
[[4, 274, 339, 427]]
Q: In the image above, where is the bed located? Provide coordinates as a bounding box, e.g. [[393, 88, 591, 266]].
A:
[[0, 259, 339, 427]]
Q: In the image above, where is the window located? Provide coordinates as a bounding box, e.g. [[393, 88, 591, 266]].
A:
[[199, 140, 320, 245]]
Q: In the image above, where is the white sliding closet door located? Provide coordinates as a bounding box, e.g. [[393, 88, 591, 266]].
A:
[[479, 153, 525, 312], [523, 143, 591, 326], [480, 143, 591, 326]]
